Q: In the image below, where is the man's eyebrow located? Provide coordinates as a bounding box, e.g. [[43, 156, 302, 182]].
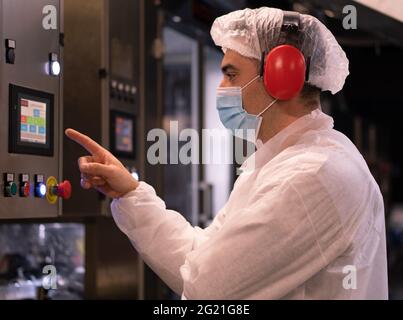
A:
[[221, 64, 239, 73]]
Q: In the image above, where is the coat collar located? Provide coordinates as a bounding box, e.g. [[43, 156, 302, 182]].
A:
[[240, 108, 334, 173]]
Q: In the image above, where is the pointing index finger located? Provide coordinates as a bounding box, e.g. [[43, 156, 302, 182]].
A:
[[65, 128, 104, 156]]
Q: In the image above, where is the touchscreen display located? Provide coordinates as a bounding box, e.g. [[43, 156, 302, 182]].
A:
[[115, 115, 133, 153], [19, 98, 47, 145]]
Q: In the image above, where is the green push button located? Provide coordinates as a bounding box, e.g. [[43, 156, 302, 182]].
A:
[[5, 182, 17, 197]]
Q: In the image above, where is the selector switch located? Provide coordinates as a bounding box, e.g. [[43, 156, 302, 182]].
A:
[[5, 39, 16, 64], [34, 174, 47, 198], [4, 173, 17, 197], [19, 174, 30, 197]]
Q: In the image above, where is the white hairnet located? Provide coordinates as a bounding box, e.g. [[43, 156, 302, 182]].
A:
[[210, 7, 349, 94]]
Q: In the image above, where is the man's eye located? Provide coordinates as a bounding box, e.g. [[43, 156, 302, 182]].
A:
[[226, 73, 236, 80]]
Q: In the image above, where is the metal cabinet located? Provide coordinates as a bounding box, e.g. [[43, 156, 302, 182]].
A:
[[0, 0, 64, 219]]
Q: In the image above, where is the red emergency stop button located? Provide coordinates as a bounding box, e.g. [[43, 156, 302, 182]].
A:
[[55, 180, 72, 199], [46, 177, 72, 204]]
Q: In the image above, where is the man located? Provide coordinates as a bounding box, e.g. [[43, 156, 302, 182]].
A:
[[66, 7, 388, 299]]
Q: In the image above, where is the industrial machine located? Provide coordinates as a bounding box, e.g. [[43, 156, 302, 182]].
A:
[[0, 0, 70, 219], [0, 0, 164, 299], [63, 0, 146, 299]]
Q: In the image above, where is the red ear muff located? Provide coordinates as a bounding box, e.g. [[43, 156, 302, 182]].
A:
[[263, 45, 306, 100]]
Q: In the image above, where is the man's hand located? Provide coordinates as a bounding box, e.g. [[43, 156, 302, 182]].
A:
[[65, 128, 139, 198]]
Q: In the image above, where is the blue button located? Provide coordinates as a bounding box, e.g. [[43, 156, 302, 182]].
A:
[[29, 125, 37, 133], [21, 124, 28, 132], [38, 127, 45, 134]]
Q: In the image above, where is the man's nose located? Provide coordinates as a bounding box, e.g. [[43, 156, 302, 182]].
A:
[[219, 78, 229, 88]]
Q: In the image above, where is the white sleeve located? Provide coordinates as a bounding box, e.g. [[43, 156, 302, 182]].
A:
[[110, 181, 224, 295], [180, 172, 351, 299]]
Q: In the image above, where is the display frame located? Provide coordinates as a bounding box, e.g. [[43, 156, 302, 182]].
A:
[[8, 84, 54, 156], [110, 110, 136, 159]]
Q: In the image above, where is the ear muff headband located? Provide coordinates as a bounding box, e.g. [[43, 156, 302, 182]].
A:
[[260, 11, 309, 100]]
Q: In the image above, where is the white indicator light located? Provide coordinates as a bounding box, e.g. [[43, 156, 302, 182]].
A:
[[50, 60, 61, 76], [39, 183, 47, 197]]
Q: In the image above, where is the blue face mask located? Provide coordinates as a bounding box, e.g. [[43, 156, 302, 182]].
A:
[[216, 75, 277, 143]]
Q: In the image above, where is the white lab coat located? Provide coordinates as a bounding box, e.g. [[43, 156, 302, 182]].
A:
[[111, 109, 388, 299]]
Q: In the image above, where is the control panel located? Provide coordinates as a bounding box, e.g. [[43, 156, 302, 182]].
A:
[[0, 0, 69, 219]]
